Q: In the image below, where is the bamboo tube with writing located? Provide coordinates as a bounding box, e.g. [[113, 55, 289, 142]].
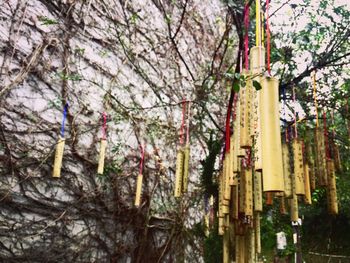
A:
[[292, 139, 305, 195], [304, 163, 312, 205], [174, 149, 184, 197], [182, 144, 190, 193], [255, 212, 261, 254], [240, 70, 252, 148], [282, 143, 293, 198], [315, 127, 328, 186], [327, 160, 338, 215], [244, 168, 253, 216], [253, 170, 263, 212]]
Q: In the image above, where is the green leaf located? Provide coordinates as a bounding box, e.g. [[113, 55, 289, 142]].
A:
[[253, 80, 262, 91], [38, 16, 58, 25], [233, 82, 240, 93]]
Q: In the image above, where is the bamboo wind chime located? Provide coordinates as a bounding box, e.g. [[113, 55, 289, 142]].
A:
[[97, 112, 108, 175], [135, 145, 145, 207], [174, 100, 191, 197], [52, 103, 68, 178]]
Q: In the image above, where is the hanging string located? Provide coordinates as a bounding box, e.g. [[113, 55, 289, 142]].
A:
[[313, 71, 319, 127], [60, 103, 69, 138], [139, 144, 145, 175], [180, 99, 186, 145], [323, 111, 331, 160], [244, 3, 250, 70], [266, 0, 271, 75], [255, 0, 261, 46], [292, 86, 298, 138], [102, 112, 107, 140], [186, 102, 191, 144]]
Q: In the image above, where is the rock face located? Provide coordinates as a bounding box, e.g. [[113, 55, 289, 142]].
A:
[[0, 0, 237, 261]]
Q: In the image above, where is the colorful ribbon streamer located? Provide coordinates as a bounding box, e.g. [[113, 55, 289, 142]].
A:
[[60, 103, 68, 137]]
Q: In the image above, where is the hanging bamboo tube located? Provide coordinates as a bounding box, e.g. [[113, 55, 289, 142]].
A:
[[231, 185, 239, 220], [327, 160, 338, 215], [315, 127, 328, 186], [250, 46, 265, 171], [224, 152, 231, 200], [292, 139, 305, 195], [52, 137, 65, 178], [174, 149, 184, 197], [182, 144, 190, 193], [253, 170, 263, 212], [260, 76, 284, 192], [304, 163, 312, 205], [290, 193, 299, 222], [246, 227, 255, 263], [239, 171, 245, 214], [240, 71, 253, 148], [282, 143, 293, 198], [236, 235, 246, 263], [134, 174, 143, 206], [244, 168, 253, 216], [229, 136, 237, 186], [255, 212, 261, 254], [306, 142, 316, 190], [223, 227, 230, 263], [97, 139, 107, 174]]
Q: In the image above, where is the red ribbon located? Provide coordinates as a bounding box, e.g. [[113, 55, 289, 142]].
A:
[[266, 0, 271, 75], [102, 112, 107, 140], [139, 145, 145, 175], [244, 4, 250, 70]]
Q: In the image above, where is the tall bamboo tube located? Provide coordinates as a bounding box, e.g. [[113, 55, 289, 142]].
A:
[[290, 193, 299, 222], [229, 136, 236, 186], [97, 139, 107, 174], [239, 171, 245, 214], [306, 142, 316, 190], [223, 227, 230, 263], [240, 71, 253, 148], [174, 149, 184, 197], [304, 163, 312, 205], [327, 160, 338, 215], [236, 235, 246, 263], [246, 227, 255, 263], [253, 171, 263, 212], [244, 168, 253, 216], [260, 76, 284, 192], [255, 212, 261, 254], [134, 174, 143, 206], [250, 46, 265, 171], [231, 185, 239, 220], [52, 137, 65, 178], [235, 102, 245, 158], [282, 143, 292, 198], [182, 144, 190, 193], [224, 153, 231, 200], [315, 127, 327, 186], [292, 139, 305, 195]]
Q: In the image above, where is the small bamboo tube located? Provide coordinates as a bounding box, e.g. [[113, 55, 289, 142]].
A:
[[266, 192, 273, 205], [231, 185, 239, 220], [218, 217, 224, 236], [260, 76, 284, 192], [280, 196, 287, 215], [97, 139, 107, 174], [303, 163, 312, 205], [327, 160, 338, 215], [306, 143, 316, 190], [255, 212, 261, 254], [244, 168, 253, 216], [134, 174, 143, 206], [229, 136, 237, 186], [223, 227, 230, 263], [174, 149, 184, 197], [250, 46, 265, 171], [253, 171, 263, 212], [182, 144, 190, 193], [334, 145, 342, 172], [290, 193, 299, 222], [292, 139, 305, 195], [282, 143, 293, 198], [52, 137, 65, 178], [239, 171, 245, 214], [224, 153, 231, 200], [315, 127, 328, 186], [240, 70, 253, 148], [236, 235, 246, 263]]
